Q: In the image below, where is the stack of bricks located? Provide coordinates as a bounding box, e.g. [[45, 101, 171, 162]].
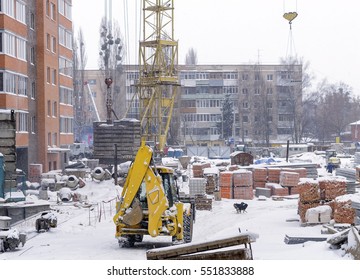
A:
[[195, 194, 213, 211], [219, 171, 233, 199], [253, 168, 267, 189], [192, 162, 211, 178], [280, 171, 300, 195], [282, 168, 307, 178], [333, 198, 356, 224], [297, 180, 321, 223], [318, 177, 347, 201], [279, 171, 300, 186], [265, 182, 289, 196], [267, 168, 281, 183], [205, 174, 217, 195], [233, 170, 253, 200], [228, 165, 239, 171]]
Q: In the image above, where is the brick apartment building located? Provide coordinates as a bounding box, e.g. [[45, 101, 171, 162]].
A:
[[0, 0, 74, 175]]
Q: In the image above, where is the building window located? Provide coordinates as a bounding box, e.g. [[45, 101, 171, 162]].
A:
[[18, 112, 28, 132], [46, 0, 50, 16], [15, 1, 26, 24], [48, 132, 51, 146], [31, 82, 36, 99], [16, 37, 26, 61], [254, 88, 260, 95], [30, 13, 35, 29], [52, 69, 57, 85], [242, 88, 248, 95], [50, 2, 56, 20], [46, 33, 50, 50], [30, 47, 35, 64], [2, 0, 14, 17], [59, 57, 73, 77], [242, 115, 248, 123], [51, 36, 56, 53], [17, 76, 27, 96], [59, 26, 73, 49], [267, 74, 273, 81], [47, 100, 51, 116], [47, 67, 50, 83], [53, 133, 57, 146], [31, 116, 36, 133], [60, 117, 74, 133], [60, 86, 74, 105], [267, 88, 273, 94], [53, 101, 57, 117]]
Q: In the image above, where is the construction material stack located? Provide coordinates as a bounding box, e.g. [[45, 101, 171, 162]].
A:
[[219, 171, 233, 199], [298, 180, 321, 223], [233, 170, 254, 200], [93, 119, 141, 165]]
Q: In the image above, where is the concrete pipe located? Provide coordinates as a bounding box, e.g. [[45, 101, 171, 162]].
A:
[[67, 175, 79, 189], [92, 167, 105, 181], [58, 187, 72, 202]]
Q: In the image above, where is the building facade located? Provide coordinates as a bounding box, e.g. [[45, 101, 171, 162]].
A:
[[0, 0, 74, 175], [81, 63, 302, 148]]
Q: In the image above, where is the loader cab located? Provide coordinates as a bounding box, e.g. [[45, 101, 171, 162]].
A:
[[157, 166, 178, 207], [138, 166, 178, 209]]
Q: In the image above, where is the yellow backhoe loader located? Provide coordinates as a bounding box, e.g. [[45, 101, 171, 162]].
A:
[[113, 144, 195, 247]]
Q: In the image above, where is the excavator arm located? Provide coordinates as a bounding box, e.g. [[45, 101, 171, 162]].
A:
[[113, 144, 169, 237]]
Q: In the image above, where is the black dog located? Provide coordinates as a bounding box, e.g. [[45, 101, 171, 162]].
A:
[[234, 202, 248, 213]]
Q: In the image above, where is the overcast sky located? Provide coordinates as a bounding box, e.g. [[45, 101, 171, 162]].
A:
[[72, 0, 360, 94]]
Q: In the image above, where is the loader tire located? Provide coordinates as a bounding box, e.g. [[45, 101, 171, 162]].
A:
[[183, 212, 193, 243]]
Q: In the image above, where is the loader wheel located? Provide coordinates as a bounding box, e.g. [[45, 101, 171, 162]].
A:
[[183, 212, 193, 243]]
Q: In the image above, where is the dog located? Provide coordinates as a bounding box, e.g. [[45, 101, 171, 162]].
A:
[[234, 202, 248, 213]]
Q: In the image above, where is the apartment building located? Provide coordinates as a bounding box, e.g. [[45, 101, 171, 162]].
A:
[[81, 63, 302, 148], [0, 0, 74, 175]]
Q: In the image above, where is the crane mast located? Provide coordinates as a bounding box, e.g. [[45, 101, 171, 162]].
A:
[[137, 0, 179, 153]]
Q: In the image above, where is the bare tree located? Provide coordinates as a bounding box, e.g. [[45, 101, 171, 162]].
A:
[[73, 28, 88, 142], [185, 48, 198, 65], [98, 18, 125, 122]]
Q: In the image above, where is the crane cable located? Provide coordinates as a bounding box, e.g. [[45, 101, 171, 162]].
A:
[[283, 0, 298, 59]]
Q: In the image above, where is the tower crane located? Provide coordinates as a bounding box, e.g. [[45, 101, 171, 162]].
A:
[[125, 0, 179, 154]]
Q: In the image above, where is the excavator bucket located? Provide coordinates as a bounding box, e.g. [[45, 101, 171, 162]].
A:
[[122, 199, 144, 226]]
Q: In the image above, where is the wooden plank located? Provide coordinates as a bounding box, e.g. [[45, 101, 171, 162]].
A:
[[284, 234, 328, 244], [169, 248, 252, 260], [146, 234, 256, 260]]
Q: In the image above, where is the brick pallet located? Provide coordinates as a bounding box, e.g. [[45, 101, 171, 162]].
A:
[[253, 168, 267, 189], [219, 171, 233, 187], [192, 162, 211, 178], [220, 186, 232, 199], [233, 186, 254, 200], [298, 181, 320, 203], [233, 170, 253, 187], [265, 182, 289, 196], [333, 198, 356, 224], [205, 174, 217, 195], [195, 195, 213, 211], [279, 171, 300, 187], [318, 178, 347, 200], [267, 168, 281, 183]]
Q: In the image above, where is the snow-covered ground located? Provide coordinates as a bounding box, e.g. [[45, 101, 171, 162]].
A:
[[1, 152, 359, 279]]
